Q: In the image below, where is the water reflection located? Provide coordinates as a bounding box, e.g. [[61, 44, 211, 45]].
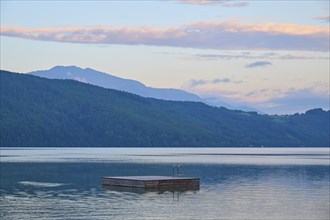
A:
[[1, 147, 329, 165], [102, 185, 200, 194], [1, 148, 329, 219]]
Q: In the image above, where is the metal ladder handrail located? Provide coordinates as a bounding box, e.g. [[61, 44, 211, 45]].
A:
[[172, 164, 186, 177]]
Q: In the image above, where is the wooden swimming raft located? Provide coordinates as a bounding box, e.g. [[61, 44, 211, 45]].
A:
[[102, 164, 200, 191], [102, 176, 200, 189]]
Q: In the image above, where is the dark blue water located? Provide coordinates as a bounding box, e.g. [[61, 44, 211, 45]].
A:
[[1, 148, 329, 219]]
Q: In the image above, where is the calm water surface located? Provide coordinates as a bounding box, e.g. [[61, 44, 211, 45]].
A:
[[0, 148, 329, 220]]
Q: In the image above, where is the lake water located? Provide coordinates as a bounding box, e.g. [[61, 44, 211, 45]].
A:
[[0, 148, 329, 220]]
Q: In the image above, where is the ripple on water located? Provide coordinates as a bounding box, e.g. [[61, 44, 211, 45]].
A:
[[18, 181, 67, 188]]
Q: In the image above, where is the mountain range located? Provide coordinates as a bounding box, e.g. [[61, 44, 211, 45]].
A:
[[29, 66, 203, 102], [29, 66, 258, 112], [1, 70, 329, 147]]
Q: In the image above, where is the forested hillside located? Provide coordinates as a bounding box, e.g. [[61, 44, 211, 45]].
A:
[[1, 70, 329, 147]]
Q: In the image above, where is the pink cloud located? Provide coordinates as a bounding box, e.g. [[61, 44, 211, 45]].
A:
[[1, 20, 329, 51], [313, 15, 330, 23], [259, 88, 330, 114], [186, 20, 327, 35]]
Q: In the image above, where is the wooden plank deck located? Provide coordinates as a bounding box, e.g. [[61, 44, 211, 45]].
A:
[[101, 176, 200, 189]]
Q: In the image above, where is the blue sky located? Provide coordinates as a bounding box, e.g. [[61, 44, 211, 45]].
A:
[[1, 0, 329, 114]]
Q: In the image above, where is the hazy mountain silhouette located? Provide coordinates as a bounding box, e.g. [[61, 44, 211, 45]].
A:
[[29, 66, 203, 102], [29, 66, 259, 112]]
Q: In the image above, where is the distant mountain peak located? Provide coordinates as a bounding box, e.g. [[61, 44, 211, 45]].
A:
[[28, 66, 203, 102]]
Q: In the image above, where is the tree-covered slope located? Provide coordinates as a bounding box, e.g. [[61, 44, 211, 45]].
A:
[[1, 70, 329, 147]]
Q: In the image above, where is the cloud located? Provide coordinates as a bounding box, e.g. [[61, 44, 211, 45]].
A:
[[242, 87, 330, 114], [242, 88, 283, 103], [212, 78, 230, 83], [190, 52, 329, 61], [276, 54, 324, 60], [259, 88, 330, 114], [1, 19, 329, 51], [188, 79, 208, 87], [313, 15, 330, 23], [178, 0, 249, 7], [185, 80, 329, 114], [186, 78, 243, 87], [245, 61, 272, 68]]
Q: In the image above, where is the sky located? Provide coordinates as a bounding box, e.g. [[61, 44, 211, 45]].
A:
[[0, 0, 329, 114]]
